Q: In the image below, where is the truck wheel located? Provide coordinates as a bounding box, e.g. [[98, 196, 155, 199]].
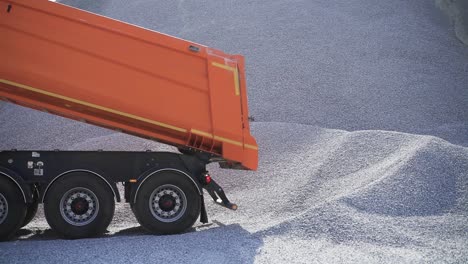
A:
[[0, 177, 27, 241], [133, 171, 200, 234], [21, 186, 39, 227], [44, 173, 115, 239]]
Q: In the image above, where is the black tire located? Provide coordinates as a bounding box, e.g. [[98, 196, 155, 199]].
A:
[[133, 171, 200, 235], [0, 177, 27, 241], [21, 186, 39, 227], [44, 172, 115, 239]]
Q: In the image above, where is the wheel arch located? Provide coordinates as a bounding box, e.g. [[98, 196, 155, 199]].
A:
[[0, 167, 31, 203], [41, 169, 120, 203], [132, 168, 202, 204]]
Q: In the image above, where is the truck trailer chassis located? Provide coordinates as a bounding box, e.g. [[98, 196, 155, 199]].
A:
[[0, 0, 257, 240], [0, 150, 235, 239]]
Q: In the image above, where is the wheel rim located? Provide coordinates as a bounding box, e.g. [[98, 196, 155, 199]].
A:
[[59, 187, 99, 226], [149, 184, 187, 223], [0, 193, 8, 225]]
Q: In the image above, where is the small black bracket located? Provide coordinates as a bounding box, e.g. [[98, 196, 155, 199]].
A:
[[188, 45, 200, 53], [7, 4, 12, 13], [203, 175, 238, 211]]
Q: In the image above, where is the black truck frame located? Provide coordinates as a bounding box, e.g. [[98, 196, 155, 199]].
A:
[[0, 150, 236, 240]]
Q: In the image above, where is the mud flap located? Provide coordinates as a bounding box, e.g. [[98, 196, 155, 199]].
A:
[[200, 195, 208, 224]]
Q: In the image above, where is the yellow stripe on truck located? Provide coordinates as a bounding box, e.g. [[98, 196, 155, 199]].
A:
[[0, 79, 187, 133], [1, 79, 258, 151], [212, 62, 240, 96], [190, 129, 214, 138], [244, 144, 258, 150], [191, 129, 257, 149], [214, 135, 243, 147]]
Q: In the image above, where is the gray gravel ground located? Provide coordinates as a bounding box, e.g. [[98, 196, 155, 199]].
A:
[[1, 0, 468, 263]]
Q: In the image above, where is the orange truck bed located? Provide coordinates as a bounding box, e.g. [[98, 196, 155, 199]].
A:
[[0, 0, 258, 170]]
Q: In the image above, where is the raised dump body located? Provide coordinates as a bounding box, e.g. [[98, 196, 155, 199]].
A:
[[0, 0, 257, 170]]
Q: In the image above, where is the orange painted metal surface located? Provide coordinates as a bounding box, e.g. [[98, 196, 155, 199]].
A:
[[0, 0, 258, 170]]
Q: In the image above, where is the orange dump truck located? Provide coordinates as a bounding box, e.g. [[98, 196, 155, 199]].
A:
[[0, 0, 257, 240]]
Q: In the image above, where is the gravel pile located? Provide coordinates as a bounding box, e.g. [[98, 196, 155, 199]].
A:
[[1, 0, 467, 263]]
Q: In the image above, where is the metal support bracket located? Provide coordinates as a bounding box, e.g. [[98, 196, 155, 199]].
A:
[[202, 172, 238, 211]]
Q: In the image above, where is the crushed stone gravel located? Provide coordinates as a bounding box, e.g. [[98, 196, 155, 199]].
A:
[[1, 0, 467, 263]]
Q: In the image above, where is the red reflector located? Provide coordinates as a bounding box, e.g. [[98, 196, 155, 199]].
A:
[[205, 175, 212, 184]]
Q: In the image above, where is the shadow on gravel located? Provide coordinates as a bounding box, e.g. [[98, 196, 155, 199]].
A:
[[3, 223, 262, 264], [13, 223, 217, 241], [13, 225, 170, 241], [14, 228, 59, 241], [14, 226, 150, 241]]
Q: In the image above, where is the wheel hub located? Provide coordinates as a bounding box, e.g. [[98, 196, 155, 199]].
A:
[[0, 193, 8, 225], [149, 184, 187, 223], [60, 187, 99, 226], [159, 195, 176, 211], [71, 197, 89, 215]]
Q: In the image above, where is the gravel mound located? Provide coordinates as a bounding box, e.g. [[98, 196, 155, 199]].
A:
[[2, 121, 467, 263], [0, 0, 467, 263], [344, 137, 468, 216], [214, 122, 468, 263], [208, 122, 468, 229]]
